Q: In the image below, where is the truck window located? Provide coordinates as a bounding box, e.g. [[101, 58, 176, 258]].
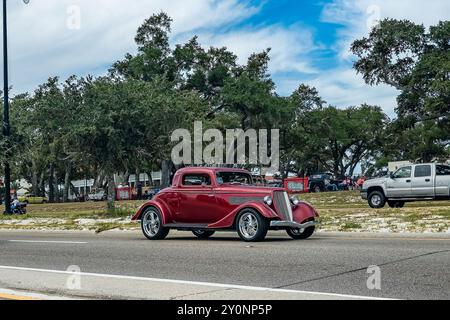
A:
[[394, 166, 412, 179], [415, 165, 432, 178], [436, 165, 450, 176]]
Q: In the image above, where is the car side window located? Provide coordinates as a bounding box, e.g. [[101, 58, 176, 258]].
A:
[[394, 166, 412, 179], [182, 174, 211, 186], [415, 165, 432, 178], [437, 165, 450, 176]]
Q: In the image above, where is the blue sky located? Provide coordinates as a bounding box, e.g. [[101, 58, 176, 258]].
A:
[[2, 0, 450, 116]]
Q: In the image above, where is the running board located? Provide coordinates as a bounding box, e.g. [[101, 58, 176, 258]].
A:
[[164, 223, 210, 230], [389, 197, 434, 201]]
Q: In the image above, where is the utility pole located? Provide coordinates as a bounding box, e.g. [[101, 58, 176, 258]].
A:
[[2, 0, 29, 214], [3, 0, 11, 214]]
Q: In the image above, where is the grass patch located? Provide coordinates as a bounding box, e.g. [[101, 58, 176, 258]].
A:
[[339, 222, 363, 231]]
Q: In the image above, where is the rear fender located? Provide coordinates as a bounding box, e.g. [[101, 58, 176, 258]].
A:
[[208, 201, 278, 229], [132, 200, 173, 225]]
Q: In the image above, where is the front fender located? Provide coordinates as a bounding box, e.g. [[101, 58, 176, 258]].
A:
[[208, 201, 278, 229], [292, 202, 319, 224], [132, 200, 172, 224]]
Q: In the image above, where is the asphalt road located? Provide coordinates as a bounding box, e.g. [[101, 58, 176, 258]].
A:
[[0, 230, 449, 300]]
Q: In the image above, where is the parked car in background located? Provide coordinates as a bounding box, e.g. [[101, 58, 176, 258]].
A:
[[18, 194, 48, 204], [87, 188, 107, 202], [308, 173, 337, 192], [361, 163, 450, 208], [132, 167, 320, 242]]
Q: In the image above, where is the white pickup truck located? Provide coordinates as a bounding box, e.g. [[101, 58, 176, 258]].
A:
[[361, 163, 450, 208]]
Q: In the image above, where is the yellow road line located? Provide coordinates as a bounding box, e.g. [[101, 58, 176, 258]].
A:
[[0, 293, 40, 300]]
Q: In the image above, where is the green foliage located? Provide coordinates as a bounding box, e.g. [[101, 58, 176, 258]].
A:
[[3, 12, 448, 206], [352, 19, 450, 162]]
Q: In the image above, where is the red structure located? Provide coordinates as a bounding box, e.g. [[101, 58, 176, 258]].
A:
[[116, 186, 133, 201], [284, 177, 309, 194]]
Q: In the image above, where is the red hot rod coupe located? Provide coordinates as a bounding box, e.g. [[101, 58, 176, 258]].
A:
[[132, 168, 320, 242]]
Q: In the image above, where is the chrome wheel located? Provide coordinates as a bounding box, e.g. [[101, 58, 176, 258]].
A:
[[239, 212, 259, 239], [143, 209, 160, 237], [371, 195, 382, 207]]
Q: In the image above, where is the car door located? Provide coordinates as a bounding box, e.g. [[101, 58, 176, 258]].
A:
[[177, 173, 217, 224], [436, 165, 450, 197], [386, 166, 412, 198], [411, 164, 434, 197]]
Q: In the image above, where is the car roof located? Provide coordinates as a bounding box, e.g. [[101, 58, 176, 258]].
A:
[[176, 167, 251, 174]]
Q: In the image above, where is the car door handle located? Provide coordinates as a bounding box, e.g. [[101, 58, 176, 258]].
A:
[[425, 179, 431, 182], [406, 180, 411, 183]]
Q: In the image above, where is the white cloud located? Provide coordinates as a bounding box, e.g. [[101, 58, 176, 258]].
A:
[[280, 0, 450, 115], [2, 0, 261, 94], [321, 0, 450, 60], [194, 23, 319, 74]]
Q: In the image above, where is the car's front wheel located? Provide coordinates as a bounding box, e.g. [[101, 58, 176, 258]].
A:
[[192, 230, 215, 239], [236, 209, 269, 242], [368, 191, 386, 209], [141, 207, 170, 240], [287, 226, 315, 240]]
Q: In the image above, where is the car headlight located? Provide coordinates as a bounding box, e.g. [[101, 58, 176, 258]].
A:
[[290, 197, 300, 206], [264, 196, 273, 206]]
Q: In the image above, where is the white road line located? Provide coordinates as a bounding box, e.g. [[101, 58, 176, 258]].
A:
[[0, 265, 394, 300], [8, 240, 87, 244]]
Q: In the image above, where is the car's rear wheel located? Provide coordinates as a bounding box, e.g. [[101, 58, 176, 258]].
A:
[[141, 207, 169, 240], [287, 226, 315, 240], [192, 230, 215, 239], [388, 201, 405, 208], [236, 209, 269, 242], [368, 191, 386, 209]]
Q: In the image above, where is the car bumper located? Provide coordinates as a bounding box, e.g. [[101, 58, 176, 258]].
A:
[[361, 190, 368, 200], [270, 220, 319, 229]]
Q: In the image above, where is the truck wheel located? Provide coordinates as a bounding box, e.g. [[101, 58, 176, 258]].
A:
[[141, 207, 170, 240], [287, 226, 315, 240], [368, 191, 386, 209], [388, 201, 405, 208], [192, 230, 215, 239], [236, 209, 269, 242]]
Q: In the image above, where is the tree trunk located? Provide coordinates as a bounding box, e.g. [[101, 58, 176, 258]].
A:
[[31, 160, 39, 196], [38, 172, 45, 198], [135, 168, 142, 199], [63, 162, 71, 203], [106, 174, 115, 211], [48, 164, 55, 203], [161, 160, 171, 188], [147, 172, 153, 186]]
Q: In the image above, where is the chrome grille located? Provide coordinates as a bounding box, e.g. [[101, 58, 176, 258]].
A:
[[273, 191, 293, 222]]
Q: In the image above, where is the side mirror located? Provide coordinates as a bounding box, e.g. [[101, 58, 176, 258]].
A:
[[390, 172, 395, 179]]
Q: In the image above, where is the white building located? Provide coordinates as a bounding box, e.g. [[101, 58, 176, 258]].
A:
[[67, 171, 162, 199]]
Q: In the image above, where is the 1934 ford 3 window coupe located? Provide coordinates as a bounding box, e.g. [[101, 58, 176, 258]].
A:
[[132, 168, 320, 242]]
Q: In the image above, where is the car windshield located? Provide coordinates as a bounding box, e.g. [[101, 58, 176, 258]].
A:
[[216, 172, 253, 186]]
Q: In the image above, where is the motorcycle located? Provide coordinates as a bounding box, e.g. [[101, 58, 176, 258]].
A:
[[12, 203, 27, 215]]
